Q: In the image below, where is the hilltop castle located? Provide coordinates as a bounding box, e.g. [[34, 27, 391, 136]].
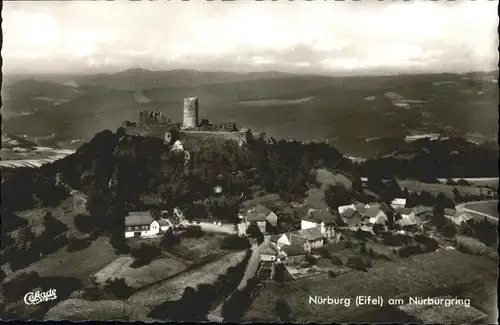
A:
[[122, 97, 254, 146]]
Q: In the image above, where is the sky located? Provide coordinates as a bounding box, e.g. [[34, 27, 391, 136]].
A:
[[2, 0, 499, 75]]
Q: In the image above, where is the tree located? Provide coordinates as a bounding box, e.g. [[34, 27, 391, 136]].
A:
[[275, 299, 292, 322], [160, 228, 180, 248], [103, 277, 133, 299], [131, 244, 161, 266], [246, 222, 264, 244], [373, 223, 384, 234], [324, 184, 352, 210]]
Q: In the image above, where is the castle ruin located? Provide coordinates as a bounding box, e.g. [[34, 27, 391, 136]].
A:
[[122, 97, 253, 146]]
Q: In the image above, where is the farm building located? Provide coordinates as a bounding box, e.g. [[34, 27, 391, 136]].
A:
[[300, 208, 340, 237], [124, 211, 165, 238], [241, 204, 278, 233]]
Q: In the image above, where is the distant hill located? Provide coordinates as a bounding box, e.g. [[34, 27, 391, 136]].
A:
[[358, 137, 499, 178], [2, 69, 497, 157]]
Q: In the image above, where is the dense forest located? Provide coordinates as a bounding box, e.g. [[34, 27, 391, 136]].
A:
[[357, 138, 499, 179]]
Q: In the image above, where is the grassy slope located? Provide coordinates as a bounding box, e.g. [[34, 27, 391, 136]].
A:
[[463, 201, 499, 218], [127, 251, 246, 319], [2, 236, 118, 287], [243, 250, 497, 323]]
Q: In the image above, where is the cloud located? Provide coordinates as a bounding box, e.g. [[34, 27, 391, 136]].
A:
[[2, 0, 498, 75]]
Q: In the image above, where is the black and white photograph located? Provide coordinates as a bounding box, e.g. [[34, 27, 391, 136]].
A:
[[1, 0, 498, 323]]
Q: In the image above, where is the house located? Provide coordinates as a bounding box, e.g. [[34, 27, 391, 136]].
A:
[[125, 211, 161, 238], [338, 204, 356, 214], [301, 208, 339, 237], [70, 190, 88, 215], [394, 207, 415, 219], [341, 208, 362, 219], [241, 205, 278, 233], [363, 206, 387, 225], [391, 198, 407, 209], [282, 243, 307, 263], [259, 242, 279, 262], [444, 208, 457, 217], [396, 215, 423, 230], [297, 227, 325, 248], [272, 228, 325, 252]]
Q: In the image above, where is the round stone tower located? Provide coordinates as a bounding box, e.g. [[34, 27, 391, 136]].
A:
[[183, 97, 199, 129]]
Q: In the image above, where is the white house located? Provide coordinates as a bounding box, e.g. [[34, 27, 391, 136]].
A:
[[125, 211, 161, 238], [338, 204, 357, 214], [301, 209, 339, 238], [391, 198, 407, 209], [394, 207, 415, 219]]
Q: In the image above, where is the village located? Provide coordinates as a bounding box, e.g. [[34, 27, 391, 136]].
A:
[[107, 187, 476, 285]]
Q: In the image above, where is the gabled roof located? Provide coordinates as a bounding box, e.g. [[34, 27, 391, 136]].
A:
[[260, 242, 278, 255], [307, 209, 338, 225], [298, 227, 325, 241], [245, 204, 272, 222], [342, 208, 361, 218], [295, 205, 315, 219], [158, 219, 173, 227], [354, 203, 367, 213], [395, 207, 413, 215], [363, 206, 386, 218], [285, 243, 306, 256], [125, 211, 155, 226], [287, 231, 307, 245]]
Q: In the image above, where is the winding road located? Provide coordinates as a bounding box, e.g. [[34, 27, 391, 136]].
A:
[[455, 200, 499, 223], [207, 242, 264, 322]]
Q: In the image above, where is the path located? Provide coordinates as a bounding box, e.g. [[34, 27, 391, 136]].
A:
[[207, 242, 264, 322]]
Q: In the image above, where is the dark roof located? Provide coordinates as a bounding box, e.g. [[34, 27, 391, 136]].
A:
[[395, 207, 413, 215], [342, 209, 361, 218], [307, 209, 338, 225], [298, 227, 325, 241], [344, 216, 362, 226], [245, 204, 272, 222], [295, 205, 315, 219], [260, 242, 278, 255], [285, 243, 306, 256], [354, 203, 366, 213], [158, 219, 172, 227], [363, 206, 385, 218], [125, 211, 155, 226], [287, 231, 307, 245]]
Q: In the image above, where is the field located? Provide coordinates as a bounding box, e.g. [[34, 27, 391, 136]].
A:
[[463, 201, 499, 218], [243, 250, 497, 323], [2, 236, 118, 287], [93, 256, 188, 288], [44, 298, 137, 321], [167, 233, 229, 261], [127, 251, 246, 319], [397, 180, 487, 199]]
